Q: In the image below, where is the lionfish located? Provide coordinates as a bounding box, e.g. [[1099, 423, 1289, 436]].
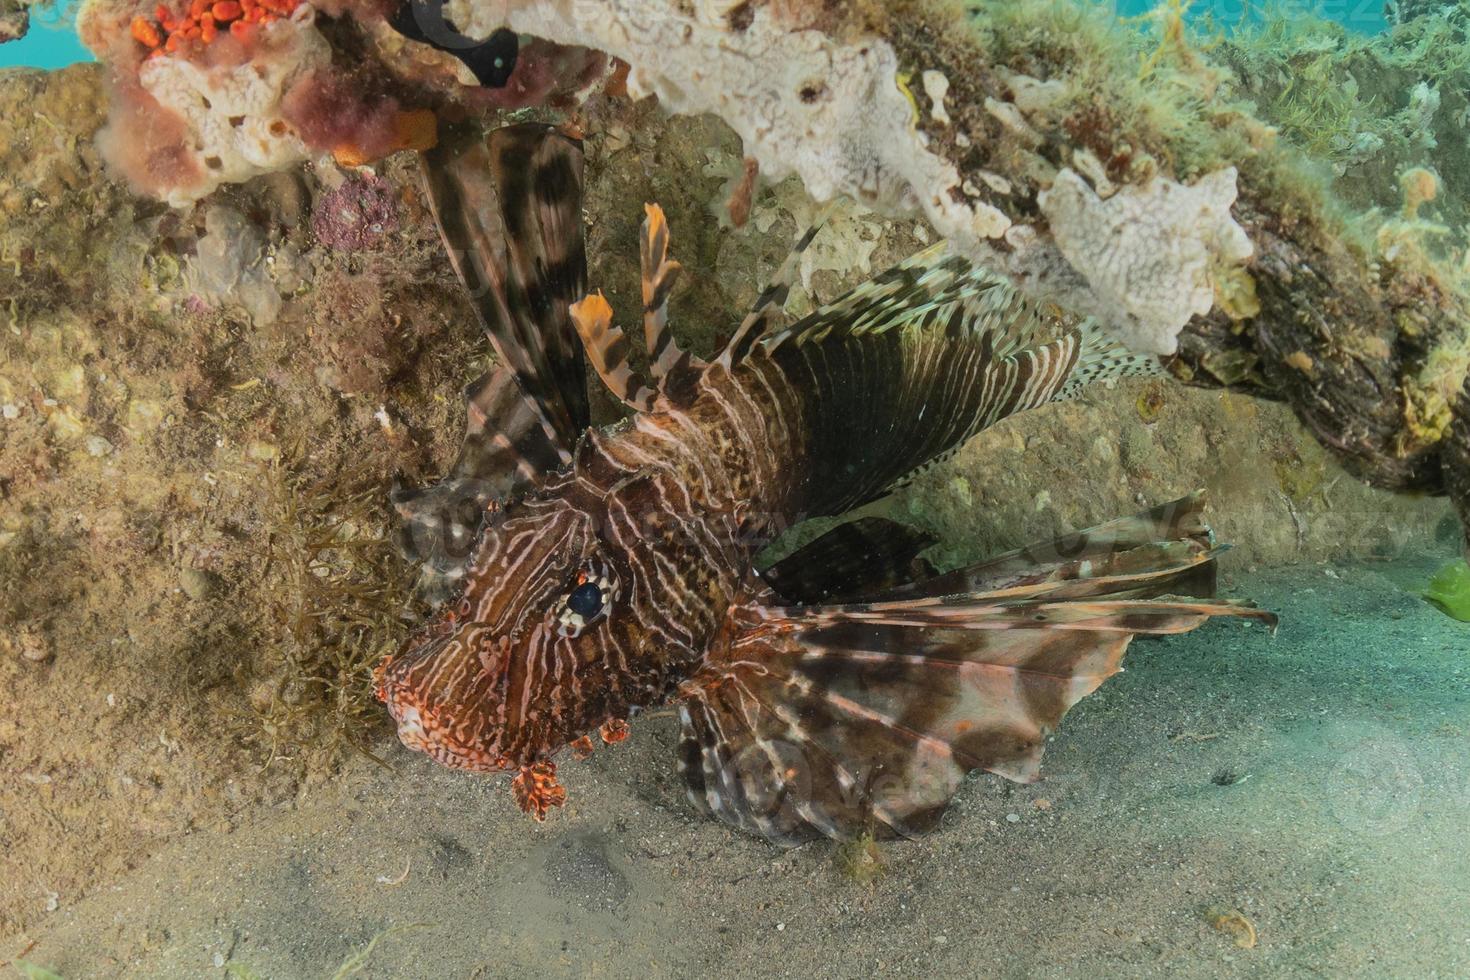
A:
[[375, 123, 1274, 843]]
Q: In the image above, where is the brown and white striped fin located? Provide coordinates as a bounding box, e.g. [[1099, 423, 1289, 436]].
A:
[[761, 242, 1044, 355], [569, 292, 659, 413], [715, 210, 830, 370], [1053, 318, 1164, 399], [760, 241, 1160, 389], [419, 123, 591, 453], [392, 366, 568, 603], [752, 243, 1162, 511], [759, 517, 937, 605], [640, 204, 706, 405], [876, 491, 1217, 602], [399, 123, 592, 602], [676, 497, 1276, 843]]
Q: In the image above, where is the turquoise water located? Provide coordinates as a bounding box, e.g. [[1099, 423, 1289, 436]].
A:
[[1116, 0, 1390, 32], [0, 1, 92, 69], [0, 0, 1391, 70]]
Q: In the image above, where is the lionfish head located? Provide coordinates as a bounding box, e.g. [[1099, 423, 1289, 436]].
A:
[[376, 459, 723, 775], [375, 485, 625, 772]]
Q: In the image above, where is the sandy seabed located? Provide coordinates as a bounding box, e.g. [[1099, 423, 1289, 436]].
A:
[[13, 553, 1469, 979]]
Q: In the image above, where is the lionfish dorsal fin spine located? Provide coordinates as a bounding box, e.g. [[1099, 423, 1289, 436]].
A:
[[569, 291, 660, 413], [714, 204, 833, 371], [640, 204, 707, 405]]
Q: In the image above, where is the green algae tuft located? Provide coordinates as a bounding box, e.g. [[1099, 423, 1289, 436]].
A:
[[1424, 559, 1470, 621]]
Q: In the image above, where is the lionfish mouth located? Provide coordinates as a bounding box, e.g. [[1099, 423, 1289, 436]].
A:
[[373, 654, 513, 773]]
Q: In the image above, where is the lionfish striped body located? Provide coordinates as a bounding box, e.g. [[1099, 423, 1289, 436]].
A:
[[376, 124, 1274, 841]]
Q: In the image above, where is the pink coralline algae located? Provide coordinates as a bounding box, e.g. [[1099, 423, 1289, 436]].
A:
[[310, 173, 400, 251]]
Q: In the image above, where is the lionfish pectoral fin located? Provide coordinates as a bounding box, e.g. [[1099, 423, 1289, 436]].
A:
[[759, 516, 938, 605], [419, 123, 592, 452], [1052, 317, 1164, 401], [404, 122, 591, 601], [875, 491, 1224, 602], [393, 366, 572, 602], [676, 503, 1275, 844], [640, 203, 707, 406]]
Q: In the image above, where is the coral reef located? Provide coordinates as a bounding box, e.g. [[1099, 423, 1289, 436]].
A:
[[1215, 6, 1470, 238], [64, 0, 1470, 548], [77, 0, 612, 208], [87, 1, 341, 205], [446, 0, 1265, 357], [1036, 166, 1253, 354], [1387, 0, 1444, 24], [415, 0, 1470, 551]]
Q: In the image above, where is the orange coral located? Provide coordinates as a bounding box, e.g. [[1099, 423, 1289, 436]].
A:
[[131, 0, 302, 58], [131, 16, 162, 47]]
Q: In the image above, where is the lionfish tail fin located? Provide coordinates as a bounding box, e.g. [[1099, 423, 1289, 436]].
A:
[[677, 496, 1274, 843]]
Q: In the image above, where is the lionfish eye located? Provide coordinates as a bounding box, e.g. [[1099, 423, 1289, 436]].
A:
[[553, 564, 618, 638], [568, 581, 603, 617]]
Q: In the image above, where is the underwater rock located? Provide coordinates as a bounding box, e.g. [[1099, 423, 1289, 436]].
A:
[[186, 204, 282, 325], [310, 172, 400, 251], [178, 565, 218, 601], [6, 627, 52, 664], [0, 0, 27, 43]]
